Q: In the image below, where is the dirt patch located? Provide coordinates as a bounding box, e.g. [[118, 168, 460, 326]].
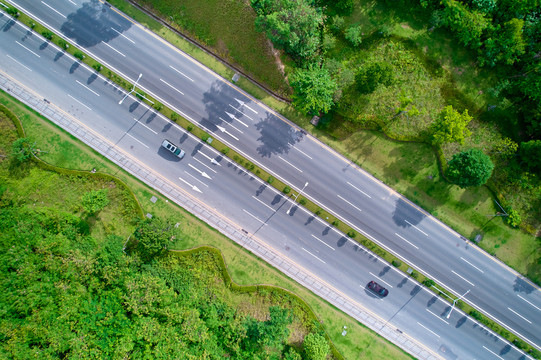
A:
[[268, 39, 286, 77]]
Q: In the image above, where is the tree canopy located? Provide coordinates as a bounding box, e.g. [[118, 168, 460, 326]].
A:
[[289, 64, 338, 115], [519, 140, 541, 173], [133, 217, 174, 262], [431, 105, 472, 145], [252, 0, 323, 62], [303, 332, 330, 360], [446, 148, 495, 187]]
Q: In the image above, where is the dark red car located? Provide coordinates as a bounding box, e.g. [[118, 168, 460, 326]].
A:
[[368, 281, 389, 297]]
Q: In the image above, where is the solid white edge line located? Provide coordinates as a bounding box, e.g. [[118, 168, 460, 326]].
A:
[[311, 234, 335, 251]]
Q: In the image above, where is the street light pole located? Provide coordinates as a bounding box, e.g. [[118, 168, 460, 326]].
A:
[[286, 182, 308, 215], [118, 73, 142, 105], [447, 289, 470, 319]]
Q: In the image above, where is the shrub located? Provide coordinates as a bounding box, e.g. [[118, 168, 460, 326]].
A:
[[283, 186, 291, 194], [187, 125, 193, 132], [345, 25, 363, 46], [74, 51, 85, 61], [505, 209, 521, 228], [92, 63, 102, 72], [392, 259, 402, 267], [82, 189, 109, 214], [11, 138, 34, 162], [470, 310, 483, 321], [423, 279, 435, 287], [347, 230, 356, 238], [315, 208, 322, 216], [332, 219, 340, 227], [221, 147, 230, 155], [267, 176, 274, 184], [299, 198, 307, 205], [7, 7, 19, 17], [42, 31, 54, 41], [201, 133, 210, 142], [446, 148, 494, 187]]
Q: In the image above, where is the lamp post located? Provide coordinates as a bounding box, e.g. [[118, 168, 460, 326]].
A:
[[447, 289, 470, 319], [118, 73, 142, 105], [286, 182, 308, 215]]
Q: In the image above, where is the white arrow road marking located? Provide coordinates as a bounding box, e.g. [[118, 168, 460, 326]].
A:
[[216, 125, 239, 140], [197, 150, 222, 166], [235, 98, 258, 114], [225, 112, 248, 127], [228, 104, 254, 121], [193, 157, 217, 173], [219, 117, 244, 133], [188, 163, 212, 179], [178, 176, 202, 193]]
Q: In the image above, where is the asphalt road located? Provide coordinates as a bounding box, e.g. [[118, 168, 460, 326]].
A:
[[1, 1, 540, 357]]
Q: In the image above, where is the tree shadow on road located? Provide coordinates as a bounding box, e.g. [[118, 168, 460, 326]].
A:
[[255, 112, 303, 158], [60, 0, 131, 47], [392, 197, 426, 227]]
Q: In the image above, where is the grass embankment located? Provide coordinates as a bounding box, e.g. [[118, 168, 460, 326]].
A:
[[0, 89, 412, 359]]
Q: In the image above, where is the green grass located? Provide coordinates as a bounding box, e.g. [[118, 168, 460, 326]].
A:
[[0, 86, 412, 359]]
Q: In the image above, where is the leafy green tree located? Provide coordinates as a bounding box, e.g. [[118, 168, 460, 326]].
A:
[[519, 140, 541, 172], [82, 189, 110, 214], [440, 0, 490, 48], [356, 62, 394, 94], [345, 25, 363, 46], [481, 19, 526, 67], [505, 209, 522, 228], [284, 347, 302, 360], [10, 137, 34, 162], [289, 65, 337, 115], [303, 332, 329, 360], [431, 106, 472, 145], [446, 148, 494, 187], [252, 0, 323, 62], [471, 0, 497, 14], [133, 217, 174, 262], [493, 137, 518, 160]]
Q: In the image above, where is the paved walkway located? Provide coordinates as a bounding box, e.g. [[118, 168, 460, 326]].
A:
[[0, 71, 440, 360]]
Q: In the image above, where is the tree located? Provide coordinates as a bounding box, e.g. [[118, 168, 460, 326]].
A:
[[440, 0, 490, 48], [132, 217, 174, 262], [252, 0, 323, 62], [289, 65, 337, 115], [519, 140, 541, 172], [431, 105, 472, 145], [345, 25, 363, 46], [446, 148, 494, 187], [303, 332, 329, 360], [356, 61, 394, 94], [82, 189, 110, 214], [480, 19, 526, 67]]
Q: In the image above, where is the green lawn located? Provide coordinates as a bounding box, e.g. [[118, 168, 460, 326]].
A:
[[0, 88, 412, 359]]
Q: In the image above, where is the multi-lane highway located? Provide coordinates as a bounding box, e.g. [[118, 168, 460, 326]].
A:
[[1, 1, 540, 358]]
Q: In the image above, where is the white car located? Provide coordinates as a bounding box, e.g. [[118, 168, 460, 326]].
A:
[[161, 139, 185, 159]]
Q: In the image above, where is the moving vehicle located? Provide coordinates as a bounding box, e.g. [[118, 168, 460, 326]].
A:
[[367, 281, 389, 297], [161, 139, 185, 159]]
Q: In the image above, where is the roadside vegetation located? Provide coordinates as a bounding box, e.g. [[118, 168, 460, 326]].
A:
[[0, 89, 415, 358], [122, 0, 540, 287]]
